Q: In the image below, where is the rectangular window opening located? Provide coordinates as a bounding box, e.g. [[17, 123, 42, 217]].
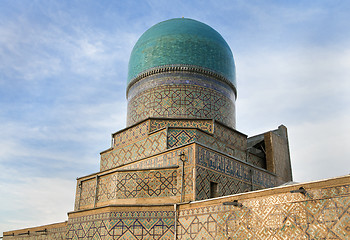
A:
[[210, 181, 218, 198]]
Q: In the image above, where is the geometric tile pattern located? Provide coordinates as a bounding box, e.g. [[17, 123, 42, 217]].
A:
[[149, 118, 213, 133], [167, 127, 247, 161], [100, 129, 167, 171], [76, 178, 97, 209], [196, 130, 244, 160], [127, 82, 235, 128], [178, 184, 350, 240], [197, 146, 276, 189], [196, 167, 252, 200], [118, 145, 194, 171], [97, 170, 178, 201], [113, 120, 150, 148], [167, 129, 197, 148], [213, 123, 246, 152], [67, 211, 174, 240], [127, 72, 235, 102], [76, 169, 178, 210]]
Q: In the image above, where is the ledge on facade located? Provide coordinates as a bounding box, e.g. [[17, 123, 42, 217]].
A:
[[3, 221, 67, 238], [185, 174, 350, 208]]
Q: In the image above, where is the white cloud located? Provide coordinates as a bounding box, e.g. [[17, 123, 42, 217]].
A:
[[289, 113, 350, 182], [0, 173, 75, 234], [235, 43, 350, 183]]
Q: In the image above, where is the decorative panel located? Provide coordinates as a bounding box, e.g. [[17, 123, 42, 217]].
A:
[[118, 145, 194, 170], [196, 167, 252, 200], [67, 210, 174, 240], [167, 128, 197, 148], [78, 178, 97, 209], [113, 120, 150, 148], [197, 146, 276, 189], [100, 129, 167, 171], [150, 118, 213, 133], [97, 169, 178, 202], [197, 129, 240, 157], [213, 123, 247, 151], [166, 128, 245, 160], [127, 78, 235, 128]]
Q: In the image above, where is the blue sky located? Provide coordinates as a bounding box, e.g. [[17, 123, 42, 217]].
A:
[[1, 0, 350, 234]]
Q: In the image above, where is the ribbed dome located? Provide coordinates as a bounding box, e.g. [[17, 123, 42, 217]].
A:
[[128, 18, 236, 88]]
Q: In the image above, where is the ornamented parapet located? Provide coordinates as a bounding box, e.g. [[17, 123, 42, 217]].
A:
[[177, 175, 350, 240], [3, 222, 67, 240]]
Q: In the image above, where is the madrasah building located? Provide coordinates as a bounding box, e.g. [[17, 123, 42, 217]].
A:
[[3, 18, 350, 240]]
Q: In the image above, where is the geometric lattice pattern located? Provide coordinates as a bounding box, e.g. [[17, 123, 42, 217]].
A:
[[213, 123, 246, 152], [76, 169, 178, 210], [196, 130, 244, 160], [113, 120, 150, 148], [118, 145, 194, 171], [168, 129, 197, 148], [76, 178, 96, 209], [196, 146, 276, 189], [100, 129, 167, 171], [167, 127, 247, 161], [67, 211, 174, 240], [196, 167, 252, 200], [178, 183, 350, 240], [127, 81, 235, 128], [98, 170, 178, 200], [113, 118, 214, 150]]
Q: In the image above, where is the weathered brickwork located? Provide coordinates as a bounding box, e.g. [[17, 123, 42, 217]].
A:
[[247, 153, 266, 169], [265, 129, 292, 182]]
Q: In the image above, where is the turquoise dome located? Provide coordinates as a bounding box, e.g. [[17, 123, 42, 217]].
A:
[[128, 18, 236, 88]]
